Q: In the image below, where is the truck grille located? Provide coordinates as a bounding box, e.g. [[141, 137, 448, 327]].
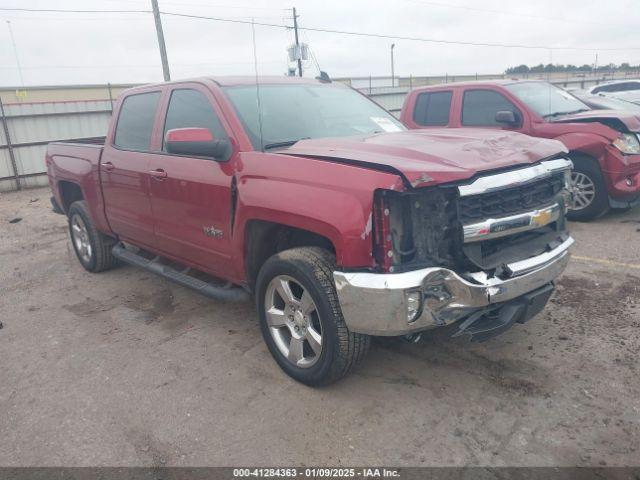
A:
[[458, 173, 565, 223], [376, 160, 572, 273]]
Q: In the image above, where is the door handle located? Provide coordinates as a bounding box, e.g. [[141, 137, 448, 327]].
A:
[[150, 168, 168, 180], [101, 161, 115, 171]]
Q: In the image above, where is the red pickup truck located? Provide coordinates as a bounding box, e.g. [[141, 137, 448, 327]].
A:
[[47, 76, 574, 385], [401, 80, 640, 221]]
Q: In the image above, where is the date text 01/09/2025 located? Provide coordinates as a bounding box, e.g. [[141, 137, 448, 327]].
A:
[[232, 467, 400, 478]]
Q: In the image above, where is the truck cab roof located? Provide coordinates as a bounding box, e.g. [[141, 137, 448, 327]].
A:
[[121, 75, 334, 95], [410, 78, 548, 91]]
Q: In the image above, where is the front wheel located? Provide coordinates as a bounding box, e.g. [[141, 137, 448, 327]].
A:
[[256, 247, 370, 386], [566, 158, 609, 222]]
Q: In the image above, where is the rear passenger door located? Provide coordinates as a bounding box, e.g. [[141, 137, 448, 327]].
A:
[[460, 89, 524, 131], [147, 85, 236, 276], [101, 90, 161, 248], [410, 90, 453, 128]]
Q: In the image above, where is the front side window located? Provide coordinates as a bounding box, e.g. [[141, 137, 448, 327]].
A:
[[505, 81, 589, 119], [114, 91, 161, 151], [163, 89, 228, 151], [461, 90, 520, 126], [413, 91, 452, 126], [223, 83, 405, 150]]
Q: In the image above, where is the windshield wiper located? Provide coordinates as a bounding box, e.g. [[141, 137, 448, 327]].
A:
[[544, 108, 589, 119], [263, 138, 309, 150], [563, 108, 590, 115]]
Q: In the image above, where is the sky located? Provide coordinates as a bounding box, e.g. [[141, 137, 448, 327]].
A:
[[0, 0, 639, 87]]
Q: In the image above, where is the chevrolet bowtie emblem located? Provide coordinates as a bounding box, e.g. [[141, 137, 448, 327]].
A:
[[531, 210, 552, 227]]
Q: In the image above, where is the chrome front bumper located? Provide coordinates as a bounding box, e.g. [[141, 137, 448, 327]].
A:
[[333, 236, 574, 336]]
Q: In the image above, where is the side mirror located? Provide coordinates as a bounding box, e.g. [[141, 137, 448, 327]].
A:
[[165, 128, 230, 160], [495, 110, 521, 127]]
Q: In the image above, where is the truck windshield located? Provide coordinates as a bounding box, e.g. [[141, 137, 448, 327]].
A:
[[223, 83, 405, 150], [505, 82, 591, 119]]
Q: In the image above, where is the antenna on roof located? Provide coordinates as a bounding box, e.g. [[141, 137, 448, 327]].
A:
[[251, 18, 265, 152], [316, 71, 331, 83]]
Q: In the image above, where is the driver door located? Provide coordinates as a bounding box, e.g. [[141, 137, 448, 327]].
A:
[[147, 85, 236, 277]]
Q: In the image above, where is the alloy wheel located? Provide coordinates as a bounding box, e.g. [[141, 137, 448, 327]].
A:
[[71, 214, 93, 264], [570, 172, 596, 211], [264, 275, 323, 368]]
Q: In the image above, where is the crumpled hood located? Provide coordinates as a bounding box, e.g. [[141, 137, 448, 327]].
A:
[[283, 129, 567, 188], [551, 109, 640, 132]]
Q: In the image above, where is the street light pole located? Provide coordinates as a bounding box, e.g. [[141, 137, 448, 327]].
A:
[[390, 43, 395, 88]]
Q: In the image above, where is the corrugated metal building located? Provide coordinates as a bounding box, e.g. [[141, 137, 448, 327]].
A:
[[1, 73, 636, 192], [0, 84, 133, 192], [0, 81, 403, 192]]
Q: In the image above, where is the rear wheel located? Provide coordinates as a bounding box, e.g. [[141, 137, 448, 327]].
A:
[[256, 247, 370, 386], [68, 200, 117, 272], [566, 156, 609, 221]]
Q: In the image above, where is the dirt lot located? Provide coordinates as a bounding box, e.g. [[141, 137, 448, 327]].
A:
[[0, 186, 639, 467]]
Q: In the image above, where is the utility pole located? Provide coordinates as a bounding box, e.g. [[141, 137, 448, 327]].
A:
[[390, 43, 395, 87], [292, 7, 303, 77], [151, 0, 171, 81], [6, 21, 24, 86]]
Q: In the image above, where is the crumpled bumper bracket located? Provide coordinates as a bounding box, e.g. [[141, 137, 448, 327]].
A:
[[452, 283, 555, 342]]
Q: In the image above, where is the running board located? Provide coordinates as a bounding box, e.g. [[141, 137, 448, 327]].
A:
[[112, 243, 249, 302]]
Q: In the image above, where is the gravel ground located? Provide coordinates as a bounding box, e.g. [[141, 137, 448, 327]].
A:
[[0, 187, 638, 467]]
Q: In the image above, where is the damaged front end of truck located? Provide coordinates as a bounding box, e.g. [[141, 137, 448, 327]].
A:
[[334, 157, 574, 341]]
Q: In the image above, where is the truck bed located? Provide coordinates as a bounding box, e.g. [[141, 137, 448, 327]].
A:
[[46, 138, 108, 230]]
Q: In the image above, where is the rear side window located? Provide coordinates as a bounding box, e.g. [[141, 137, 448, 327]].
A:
[[462, 90, 519, 126], [413, 91, 452, 126], [163, 89, 228, 151], [114, 92, 161, 151]]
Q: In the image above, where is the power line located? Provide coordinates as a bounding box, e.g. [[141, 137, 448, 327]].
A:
[[0, 7, 150, 14], [0, 61, 285, 69], [0, 15, 149, 21], [0, 6, 284, 21], [160, 1, 287, 11], [301, 30, 322, 74], [402, 0, 627, 29], [158, 10, 640, 52], [102, 0, 288, 11], [0, 6, 638, 52]]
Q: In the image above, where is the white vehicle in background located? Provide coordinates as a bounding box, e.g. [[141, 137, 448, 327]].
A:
[[587, 80, 640, 105], [571, 91, 640, 113]]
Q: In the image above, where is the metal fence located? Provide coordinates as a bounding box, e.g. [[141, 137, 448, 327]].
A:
[[2, 71, 640, 192], [0, 98, 113, 192]]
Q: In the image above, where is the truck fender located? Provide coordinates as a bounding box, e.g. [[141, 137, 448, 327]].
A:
[[234, 179, 376, 269], [554, 132, 608, 164], [50, 153, 112, 234]]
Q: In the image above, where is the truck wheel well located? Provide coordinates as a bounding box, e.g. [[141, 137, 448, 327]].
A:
[[568, 151, 600, 169], [244, 220, 335, 291], [58, 181, 84, 213]]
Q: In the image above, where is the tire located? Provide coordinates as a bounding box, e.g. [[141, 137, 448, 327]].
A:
[[256, 247, 370, 386], [67, 200, 117, 273], [566, 155, 609, 222]]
